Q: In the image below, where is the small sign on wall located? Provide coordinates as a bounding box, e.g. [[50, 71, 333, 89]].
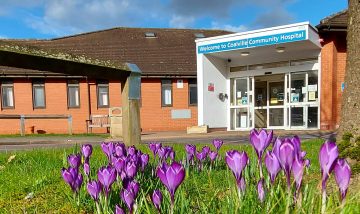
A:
[[208, 83, 214, 92], [177, 79, 183, 88]]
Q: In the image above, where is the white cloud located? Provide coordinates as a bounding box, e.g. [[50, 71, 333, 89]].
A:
[[211, 22, 248, 32], [169, 15, 195, 28]]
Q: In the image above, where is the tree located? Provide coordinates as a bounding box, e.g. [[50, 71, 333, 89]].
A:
[[338, 0, 360, 139]]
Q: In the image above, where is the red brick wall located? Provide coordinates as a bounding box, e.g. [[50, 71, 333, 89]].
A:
[[0, 77, 197, 134], [320, 32, 347, 130], [140, 78, 197, 131]]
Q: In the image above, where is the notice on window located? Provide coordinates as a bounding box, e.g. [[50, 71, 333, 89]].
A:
[[270, 98, 278, 104], [308, 84, 317, 92], [308, 91, 316, 101], [302, 87, 307, 94], [291, 93, 299, 102], [208, 83, 214, 92], [241, 97, 248, 104], [237, 91, 242, 98], [177, 79, 183, 88]]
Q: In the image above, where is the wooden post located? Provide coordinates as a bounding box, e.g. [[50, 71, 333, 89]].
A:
[[68, 115, 73, 135], [121, 76, 141, 146], [20, 115, 25, 136]]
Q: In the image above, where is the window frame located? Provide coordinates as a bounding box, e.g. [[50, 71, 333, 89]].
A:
[[161, 79, 173, 107], [67, 80, 80, 108], [188, 78, 198, 106], [32, 79, 46, 109], [1, 80, 15, 109], [97, 80, 110, 108]]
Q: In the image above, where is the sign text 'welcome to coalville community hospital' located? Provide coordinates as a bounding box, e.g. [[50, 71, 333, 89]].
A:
[[198, 30, 306, 54]]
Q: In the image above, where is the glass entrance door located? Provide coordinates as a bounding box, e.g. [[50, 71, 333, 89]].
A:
[[268, 81, 285, 128], [285, 71, 319, 129], [230, 77, 254, 130]]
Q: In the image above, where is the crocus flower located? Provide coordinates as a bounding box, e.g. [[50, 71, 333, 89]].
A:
[[125, 160, 138, 178], [115, 143, 126, 157], [257, 178, 265, 203], [212, 139, 223, 151], [202, 146, 210, 155], [68, 154, 81, 169], [156, 161, 185, 204], [157, 147, 167, 160], [250, 129, 273, 161], [98, 166, 117, 197], [149, 142, 162, 158], [319, 141, 339, 191], [196, 151, 207, 162], [128, 146, 137, 156], [112, 156, 126, 174], [169, 150, 175, 161], [278, 139, 295, 189], [185, 144, 196, 164], [84, 161, 90, 176], [292, 156, 310, 191], [209, 151, 218, 162], [264, 151, 281, 184], [87, 180, 102, 201], [61, 167, 83, 193], [121, 187, 136, 213], [81, 144, 93, 161], [123, 178, 140, 197], [334, 158, 351, 201], [115, 205, 125, 214], [225, 150, 249, 191], [140, 154, 149, 171], [101, 142, 115, 160], [152, 189, 163, 212]]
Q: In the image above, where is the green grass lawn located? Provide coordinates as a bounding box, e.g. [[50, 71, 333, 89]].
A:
[[0, 139, 359, 213]]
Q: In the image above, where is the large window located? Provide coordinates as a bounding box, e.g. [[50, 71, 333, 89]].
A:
[[67, 80, 80, 108], [97, 80, 109, 108], [33, 80, 46, 108], [1, 80, 14, 109], [161, 79, 172, 107], [189, 79, 197, 105]]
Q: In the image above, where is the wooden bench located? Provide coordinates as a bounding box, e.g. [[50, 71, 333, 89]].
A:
[[86, 115, 110, 133]]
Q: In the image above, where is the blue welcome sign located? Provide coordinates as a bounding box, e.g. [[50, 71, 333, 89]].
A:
[[198, 30, 306, 54]]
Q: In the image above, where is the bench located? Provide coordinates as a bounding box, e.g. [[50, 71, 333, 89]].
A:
[[86, 115, 110, 133]]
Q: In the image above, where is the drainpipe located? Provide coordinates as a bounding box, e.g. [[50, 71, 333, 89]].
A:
[[86, 77, 92, 120]]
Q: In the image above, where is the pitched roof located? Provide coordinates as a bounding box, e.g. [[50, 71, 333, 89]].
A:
[[316, 9, 348, 32], [2, 27, 231, 77]]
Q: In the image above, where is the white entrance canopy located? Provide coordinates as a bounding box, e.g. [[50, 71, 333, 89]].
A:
[[196, 22, 321, 131]]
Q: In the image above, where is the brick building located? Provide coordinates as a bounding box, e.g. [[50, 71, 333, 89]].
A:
[[0, 28, 230, 134], [316, 10, 347, 130]]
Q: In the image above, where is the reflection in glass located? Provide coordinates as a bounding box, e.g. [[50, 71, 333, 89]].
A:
[[291, 107, 304, 126], [269, 108, 284, 126], [290, 73, 305, 103], [308, 107, 318, 128]]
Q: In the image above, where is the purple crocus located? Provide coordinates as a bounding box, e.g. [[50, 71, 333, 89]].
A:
[[112, 156, 126, 174], [125, 160, 138, 178], [156, 161, 185, 204], [149, 142, 162, 158], [115, 205, 125, 214], [257, 178, 265, 203], [292, 156, 310, 191], [68, 153, 81, 169], [264, 151, 281, 184], [157, 147, 167, 160], [84, 161, 90, 177], [319, 141, 339, 191], [97, 166, 117, 197], [209, 151, 218, 162], [334, 158, 351, 201], [185, 144, 196, 164], [140, 154, 149, 171], [61, 167, 83, 193], [127, 146, 137, 156], [250, 129, 273, 161], [278, 139, 296, 189], [212, 139, 223, 151], [101, 142, 115, 160], [115, 143, 126, 157], [87, 180, 102, 201], [202, 146, 210, 155], [225, 150, 249, 192], [121, 179, 139, 213], [81, 144, 93, 161], [152, 189, 163, 212]]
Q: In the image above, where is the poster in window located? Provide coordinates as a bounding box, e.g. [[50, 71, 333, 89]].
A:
[[102, 93, 108, 106], [241, 97, 248, 105], [291, 93, 299, 102], [308, 91, 316, 101]]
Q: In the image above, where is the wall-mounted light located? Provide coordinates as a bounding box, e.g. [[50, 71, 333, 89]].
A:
[[276, 47, 285, 53], [241, 52, 250, 56]]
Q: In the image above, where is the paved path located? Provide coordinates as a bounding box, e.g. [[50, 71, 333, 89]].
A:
[[0, 130, 335, 151]]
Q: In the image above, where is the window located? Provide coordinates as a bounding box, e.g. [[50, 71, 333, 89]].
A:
[[145, 32, 156, 38], [97, 80, 109, 108], [1, 80, 14, 108], [189, 79, 197, 105], [161, 79, 172, 107], [33, 80, 45, 108], [67, 80, 80, 108]]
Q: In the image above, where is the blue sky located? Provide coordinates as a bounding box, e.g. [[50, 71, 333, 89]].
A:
[[0, 0, 347, 39]]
